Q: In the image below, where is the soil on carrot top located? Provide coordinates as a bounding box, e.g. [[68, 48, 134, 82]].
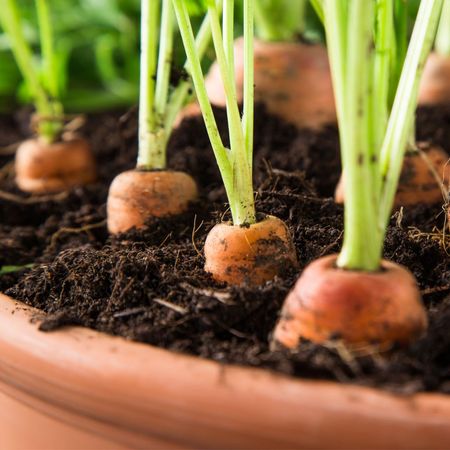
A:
[[0, 104, 449, 394]]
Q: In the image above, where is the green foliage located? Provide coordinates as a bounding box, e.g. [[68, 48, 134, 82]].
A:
[[0, 0, 141, 113], [0, 0, 218, 113]]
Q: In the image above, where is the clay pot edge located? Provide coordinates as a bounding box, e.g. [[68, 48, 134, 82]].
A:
[[0, 293, 449, 450]]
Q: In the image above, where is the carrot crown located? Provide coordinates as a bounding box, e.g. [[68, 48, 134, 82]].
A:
[[0, 0, 64, 143], [137, 0, 218, 170], [174, 0, 256, 226], [318, 0, 443, 271]]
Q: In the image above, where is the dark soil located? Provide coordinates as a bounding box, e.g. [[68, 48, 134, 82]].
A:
[[1, 104, 449, 395]]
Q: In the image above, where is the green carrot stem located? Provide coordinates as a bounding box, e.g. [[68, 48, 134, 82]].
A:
[[372, 0, 393, 152], [336, 0, 381, 271], [154, 0, 175, 121], [389, 0, 408, 105], [223, 0, 235, 89], [242, 0, 254, 167], [323, 0, 347, 140], [140, 0, 175, 170], [137, 0, 160, 169], [35, 0, 58, 98], [310, 0, 324, 24], [207, 2, 255, 225], [164, 0, 224, 133], [435, 0, 450, 56], [35, 0, 64, 142], [379, 0, 444, 229], [208, 4, 242, 152], [366, 0, 395, 203], [172, 0, 233, 204], [0, 0, 62, 142], [322, 0, 350, 219], [222, 0, 238, 144], [173, 0, 256, 226]]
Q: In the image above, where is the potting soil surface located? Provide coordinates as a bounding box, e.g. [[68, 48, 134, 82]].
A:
[[0, 105, 449, 394]]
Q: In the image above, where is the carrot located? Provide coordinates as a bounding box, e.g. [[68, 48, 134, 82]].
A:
[[419, 53, 450, 106], [276, 0, 441, 350], [396, 146, 450, 205], [204, 215, 297, 286], [1, 0, 96, 194], [272, 254, 428, 349], [419, 0, 450, 105], [107, 169, 197, 234], [15, 137, 96, 193], [335, 146, 450, 207], [175, 2, 335, 130], [106, 2, 219, 235], [201, 38, 336, 130], [177, 40, 336, 128], [175, 1, 299, 286]]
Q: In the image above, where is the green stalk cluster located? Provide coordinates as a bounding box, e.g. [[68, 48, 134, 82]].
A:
[[0, 0, 64, 143], [173, 0, 256, 226], [137, 0, 220, 171], [319, 0, 443, 271], [435, 0, 450, 56]]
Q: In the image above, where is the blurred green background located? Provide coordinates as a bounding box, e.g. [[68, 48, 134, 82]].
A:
[[0, 0, 140, 113], [0, 0, 421, 114]]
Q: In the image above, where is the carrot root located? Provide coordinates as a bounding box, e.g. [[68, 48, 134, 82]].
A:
[[396, 146, 449, 206], [107, 169, 198, 234], [335, 146, 450, 206], [15, 138, 96, 193], [204, 215, 297, 286], [418, 52, 450, 106], [273, 254, 428, 350]]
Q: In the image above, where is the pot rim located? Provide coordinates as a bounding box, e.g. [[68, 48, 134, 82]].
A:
[[0, 292, 449, 449]]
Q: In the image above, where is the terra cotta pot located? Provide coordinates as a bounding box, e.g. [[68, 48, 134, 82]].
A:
[[0, 292, 449, 450]]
